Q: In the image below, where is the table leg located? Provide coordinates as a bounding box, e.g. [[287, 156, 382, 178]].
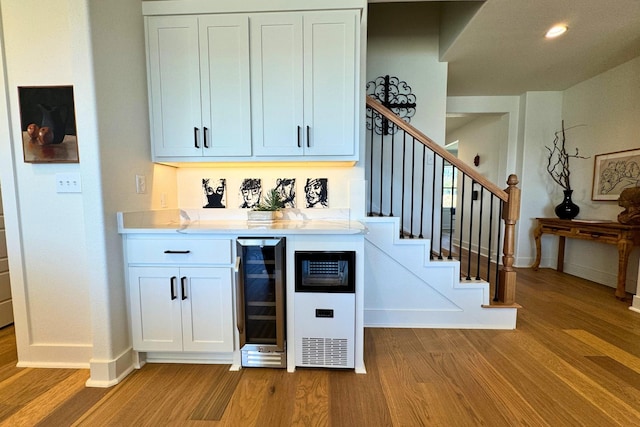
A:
[[616, 238, 632, 299], [532, 222, 543, 270], [557, 236, 565, 272]]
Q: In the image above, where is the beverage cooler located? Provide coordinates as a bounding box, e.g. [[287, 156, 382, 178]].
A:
[[236, 237, 286, 368], [294, 251, 356, 369]]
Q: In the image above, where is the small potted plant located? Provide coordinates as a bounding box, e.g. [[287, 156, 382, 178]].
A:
[[247, 188, 284, 224]]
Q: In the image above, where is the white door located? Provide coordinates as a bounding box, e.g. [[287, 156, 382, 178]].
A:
[[147, 16, 203, 157], [199, 15, 252, 157], [180, 267, 233, 352], [129, 266, 183, 352], [250, 13, 304, 156], [303, 11, 357, 156]]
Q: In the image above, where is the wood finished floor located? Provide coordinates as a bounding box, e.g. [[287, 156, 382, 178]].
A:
[[2, 268, 640, 426]]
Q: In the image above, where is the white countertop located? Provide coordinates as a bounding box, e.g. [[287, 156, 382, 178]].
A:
[[117, 209, 367, 235]]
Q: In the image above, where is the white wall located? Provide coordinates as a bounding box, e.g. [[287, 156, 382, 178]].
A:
[[0, 0, 92, 365], [367, 2, 448, 144], [515, 91, 563, 267], [366, 2, 448, 236], [448, 114, 508, 258], [0, 0, 157, 385], [557, 56, 640, 291], [82, 0, 158, 385]]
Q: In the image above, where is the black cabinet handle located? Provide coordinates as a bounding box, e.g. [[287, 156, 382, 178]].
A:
[[194, 127, 199, 148], [306, 125, 310, 147], [297, 126, 301, 148], [181, 276, 187, 300], [203, 127, 209, 148], [164, 250, 191, 254], [170, 276, 177, 300]]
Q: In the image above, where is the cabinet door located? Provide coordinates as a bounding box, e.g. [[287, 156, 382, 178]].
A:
[[180, 267, 233, 352], [147, 16, 203, 157], [250, 13, 304, 156], [199, 15, 252, 157], [129, 267, 183, 352], [303, 11, 357, 156]]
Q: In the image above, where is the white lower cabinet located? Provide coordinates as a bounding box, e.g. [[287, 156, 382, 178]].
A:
[[129, 265, 233, 353]]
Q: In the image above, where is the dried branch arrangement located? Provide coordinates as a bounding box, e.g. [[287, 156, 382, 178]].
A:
[[545, 120, 589, 190]]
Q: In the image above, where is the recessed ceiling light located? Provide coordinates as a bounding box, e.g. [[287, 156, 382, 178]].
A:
[[545, 24, 568, 39]]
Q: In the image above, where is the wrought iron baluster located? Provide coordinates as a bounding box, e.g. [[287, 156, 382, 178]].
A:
[[466, 180, 475, 281], [448, 166, 456, 260], [487, 194, 495, 288], [430, 151, 437, 260], [410, 137, 416, 238], [494, 203, 504, 302], [419, 145, 426, 239], [438, 159, 445, 259], [378, 123, 385, 216], [476, 187, 484, 280], [459, 175, 466, 263], [368, 108, 374, 216], [400, 132, 407, 238], [390, 128, 395, 216]]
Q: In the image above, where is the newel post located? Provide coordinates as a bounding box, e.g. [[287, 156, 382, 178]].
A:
[[499, 174, 521, 304]]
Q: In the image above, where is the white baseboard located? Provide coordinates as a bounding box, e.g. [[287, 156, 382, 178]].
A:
[[85, 347, 136, 388]]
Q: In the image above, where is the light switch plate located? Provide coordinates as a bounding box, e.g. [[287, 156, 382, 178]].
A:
[[55, 173, 82, 193], [136, 174, 146, 194]]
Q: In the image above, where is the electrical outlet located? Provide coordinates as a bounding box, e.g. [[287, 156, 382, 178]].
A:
[[160, 192, 168, 208], [136, 174, 146, 194], [56, 173, 82, 193]]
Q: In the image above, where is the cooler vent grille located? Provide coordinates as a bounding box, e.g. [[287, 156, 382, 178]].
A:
[[301, 337, 348, 366]]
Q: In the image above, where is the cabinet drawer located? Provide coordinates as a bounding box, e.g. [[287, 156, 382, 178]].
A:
[[126, 238, 232, 265]]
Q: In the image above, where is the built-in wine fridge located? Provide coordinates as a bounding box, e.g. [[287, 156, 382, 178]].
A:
[[235, 237, 286, 368]]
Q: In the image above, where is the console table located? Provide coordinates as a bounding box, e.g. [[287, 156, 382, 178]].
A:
[[532, 218, 640, 299]]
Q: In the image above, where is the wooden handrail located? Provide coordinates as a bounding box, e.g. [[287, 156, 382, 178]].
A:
[[366, 95, 509, 202]]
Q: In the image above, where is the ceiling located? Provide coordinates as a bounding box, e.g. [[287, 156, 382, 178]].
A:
[[371, 0, 640, 97]]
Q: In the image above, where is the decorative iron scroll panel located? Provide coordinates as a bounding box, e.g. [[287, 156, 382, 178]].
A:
[[366, 75, 416, 135]]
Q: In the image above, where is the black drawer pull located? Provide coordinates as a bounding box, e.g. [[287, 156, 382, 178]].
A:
[[170, 276, 177, 300], [181, 276, 187, 300], [297, 126, 301, 148], [164, 250, 191, 254], [203, 126, 209, 148], [194, 127, 199, 148]]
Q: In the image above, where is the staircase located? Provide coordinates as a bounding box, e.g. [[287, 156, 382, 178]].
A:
[[363, 97, 520, 329]]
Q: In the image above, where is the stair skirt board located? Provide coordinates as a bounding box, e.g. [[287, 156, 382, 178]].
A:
[[363, 218, 517, 330]]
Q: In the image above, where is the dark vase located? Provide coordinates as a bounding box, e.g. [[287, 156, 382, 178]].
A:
[[555, 189, 579, 219]]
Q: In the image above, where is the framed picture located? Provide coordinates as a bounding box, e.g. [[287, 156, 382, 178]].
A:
[[18, 86, 79, 163], [592, 148, 640, 200]]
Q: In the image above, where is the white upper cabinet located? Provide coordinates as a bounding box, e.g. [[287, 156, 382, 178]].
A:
[[251, 11, 358, 157], [146, 15, 251, 159], [145, 8, 360, 162]]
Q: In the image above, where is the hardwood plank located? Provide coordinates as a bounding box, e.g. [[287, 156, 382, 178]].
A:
[[0, 370, 94, 427], [290, 369, 329, 426], [0, 368, 78, 421], [0, 268, 640, 425], [329, 330, 393, 427], [219, 368, 271, 427], [254, 369, 297, 427], [190, 367, 243, 421]]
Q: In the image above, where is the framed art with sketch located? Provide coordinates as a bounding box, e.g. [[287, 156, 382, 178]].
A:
[[592, 148, 640, 201]]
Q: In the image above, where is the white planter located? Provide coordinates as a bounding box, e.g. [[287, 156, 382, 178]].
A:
[[247, 210, 277, 225]]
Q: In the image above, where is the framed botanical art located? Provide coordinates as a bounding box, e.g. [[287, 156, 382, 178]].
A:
[[18, 85, 79, 163], [592, 148, 640, 200]]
